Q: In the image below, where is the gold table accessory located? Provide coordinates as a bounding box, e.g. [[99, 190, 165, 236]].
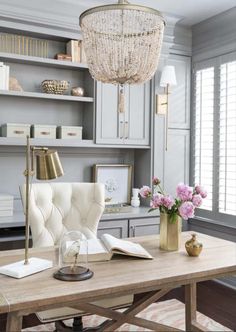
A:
[[185, 233, 203, 257]]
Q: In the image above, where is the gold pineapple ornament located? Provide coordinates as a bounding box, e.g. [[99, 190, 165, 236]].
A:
[[185, 233, 203, 257]]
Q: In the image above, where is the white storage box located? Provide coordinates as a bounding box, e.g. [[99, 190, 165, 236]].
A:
[[1, 123, 31, 138], [57, 126, 83, 139], [32, 125, 57, 139]]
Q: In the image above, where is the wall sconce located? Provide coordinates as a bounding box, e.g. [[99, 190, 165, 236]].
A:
[[156, 65, 177, 150]]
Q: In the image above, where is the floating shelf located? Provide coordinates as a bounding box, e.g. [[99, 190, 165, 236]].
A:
[[0, 52, 89, 69], [0, 90, 94, 102], [0, 137, 151, 149]]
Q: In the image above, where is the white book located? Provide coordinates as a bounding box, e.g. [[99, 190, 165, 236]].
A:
[[0, 62, 6, 90], [65, 234, 153, 262], [0, 194, 13, 201], [0, 210, 13, 217], [5, 65, 9, 90]]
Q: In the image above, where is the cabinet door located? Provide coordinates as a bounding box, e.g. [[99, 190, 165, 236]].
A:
[[129, 217, 160, 237], [97, 220, 128, 239], [168, 54, 191, 129], [163, 129, 190, 196], [124, 82, 150, 145], [96, 82, 124, 144], [96, 82, 150, 146]]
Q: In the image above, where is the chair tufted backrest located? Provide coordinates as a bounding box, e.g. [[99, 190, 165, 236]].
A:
[[21, 183, 105, 248]]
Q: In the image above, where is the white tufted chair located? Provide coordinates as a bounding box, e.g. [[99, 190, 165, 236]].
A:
[[21, 182, 104, 248], [21, 182, 133, 330]]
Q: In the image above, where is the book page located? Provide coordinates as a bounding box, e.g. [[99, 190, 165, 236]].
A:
[[101, 234, 153, 259]]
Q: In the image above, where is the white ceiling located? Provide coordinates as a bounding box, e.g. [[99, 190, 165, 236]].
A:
[[56, 0, 236, 26], [0, 0, 235, 27]]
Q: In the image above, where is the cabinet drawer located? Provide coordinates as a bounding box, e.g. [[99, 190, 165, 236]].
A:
[[98, 219, 128, 239], [129, 217, 160, 237]]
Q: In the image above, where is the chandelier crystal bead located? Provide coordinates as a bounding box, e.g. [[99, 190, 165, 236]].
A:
[[79, 1, 165, 85]]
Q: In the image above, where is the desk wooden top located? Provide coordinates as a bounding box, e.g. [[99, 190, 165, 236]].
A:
[[0, 232, 235, 314]]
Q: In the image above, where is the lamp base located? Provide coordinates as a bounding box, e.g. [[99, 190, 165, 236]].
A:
[[0, 257, 53, 279], [53, 266, 93, 281]]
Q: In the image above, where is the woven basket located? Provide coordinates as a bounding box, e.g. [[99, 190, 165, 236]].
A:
[[41, 80, 69, 95]]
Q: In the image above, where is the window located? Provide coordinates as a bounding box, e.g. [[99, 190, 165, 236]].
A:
[[193, 54, 236, 222], [219, 61, 236, 215]]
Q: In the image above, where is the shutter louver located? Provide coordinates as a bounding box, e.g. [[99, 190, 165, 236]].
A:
[[194, 67, 214, 211], [219, 60, 236, 216]]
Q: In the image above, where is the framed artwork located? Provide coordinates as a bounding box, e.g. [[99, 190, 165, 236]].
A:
[[93, 164, 132, 205]]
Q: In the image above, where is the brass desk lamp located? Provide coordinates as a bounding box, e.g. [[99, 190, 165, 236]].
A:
[[0, 136, 64, 278]]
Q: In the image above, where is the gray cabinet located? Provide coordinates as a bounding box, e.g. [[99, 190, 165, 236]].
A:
[[96, 82, 150, 146], [129, 217, 160, 237], [97, 219, 128, 239]]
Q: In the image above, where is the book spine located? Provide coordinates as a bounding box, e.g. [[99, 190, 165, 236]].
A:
[[0, 62, 6, 90], [0, 210, 13, 217], [5, 65, 9, 90], [80, 41, 87, 64]]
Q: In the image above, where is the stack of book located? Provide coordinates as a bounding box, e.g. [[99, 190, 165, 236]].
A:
[[0, 194, 14, 217], [66, 40, 87, 63], [0, 62, 9, 90]]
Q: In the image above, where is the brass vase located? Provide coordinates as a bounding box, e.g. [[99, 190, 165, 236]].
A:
[[185, 233, 203, 257], [159, 213, 182, 251]]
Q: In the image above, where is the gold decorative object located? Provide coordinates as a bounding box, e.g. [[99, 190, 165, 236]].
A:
[[159, 213, 182, 251], [79, 0, 165, 113], [71, 87, 85, 96], [185, 233, 203, 257], [9, 77, 23, 91], [41, 80, 69, 95]]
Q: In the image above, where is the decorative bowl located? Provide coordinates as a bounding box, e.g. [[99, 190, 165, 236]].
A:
[[41, 80, 69, 95], [71, 87, 85, 97]]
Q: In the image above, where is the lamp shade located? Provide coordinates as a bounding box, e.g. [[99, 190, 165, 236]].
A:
[[36, 150, 64, 180], [160, 65, 177, 87]]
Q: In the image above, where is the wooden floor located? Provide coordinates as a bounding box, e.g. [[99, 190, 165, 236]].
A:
[[0, 280, 235, 331]]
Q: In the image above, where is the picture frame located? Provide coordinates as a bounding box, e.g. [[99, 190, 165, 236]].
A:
[[93, 164, 132, 205]]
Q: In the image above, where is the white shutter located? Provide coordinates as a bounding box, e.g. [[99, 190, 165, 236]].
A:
[[219, 60, 236, 216], [194, 67, 214, 210]]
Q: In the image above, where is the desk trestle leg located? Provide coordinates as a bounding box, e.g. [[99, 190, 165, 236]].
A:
[[185, 283, 211, 332], [6, 312, 22, 332]]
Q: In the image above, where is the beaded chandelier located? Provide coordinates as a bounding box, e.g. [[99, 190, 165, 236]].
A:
[[79, 0, 165, 86]]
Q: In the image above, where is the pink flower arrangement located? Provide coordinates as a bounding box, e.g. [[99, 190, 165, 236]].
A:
[[140, 178, 207, 222]]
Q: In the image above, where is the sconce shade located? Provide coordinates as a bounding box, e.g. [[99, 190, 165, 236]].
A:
[[160, 65, 177, 87], [36, 150, 64, 180]]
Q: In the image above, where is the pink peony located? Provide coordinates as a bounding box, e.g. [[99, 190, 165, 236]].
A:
[[195, 185, 207, 199], [176, 183, 193, 201], [150, 193, 163, 208], [162, 195, 175, 210], [178, 201, 195, 220], [139, 186, 151, 198], [192, 194, 203, 207], [153, 176, 161, 186]]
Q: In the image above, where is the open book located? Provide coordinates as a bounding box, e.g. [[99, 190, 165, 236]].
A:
[[77, 234, 153, 262]]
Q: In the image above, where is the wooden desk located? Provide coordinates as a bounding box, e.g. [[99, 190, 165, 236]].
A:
[[0, 231, 235, 332]]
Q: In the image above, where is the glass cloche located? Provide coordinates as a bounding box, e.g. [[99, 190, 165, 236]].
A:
[[53, 230, 93, 281]]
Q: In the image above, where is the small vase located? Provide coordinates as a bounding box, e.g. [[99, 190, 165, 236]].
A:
[[185, 233, 203, 257], [159, 213, 182, 251]]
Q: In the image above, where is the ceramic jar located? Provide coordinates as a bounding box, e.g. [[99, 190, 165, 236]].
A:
[[131, 188, 140, 207]]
